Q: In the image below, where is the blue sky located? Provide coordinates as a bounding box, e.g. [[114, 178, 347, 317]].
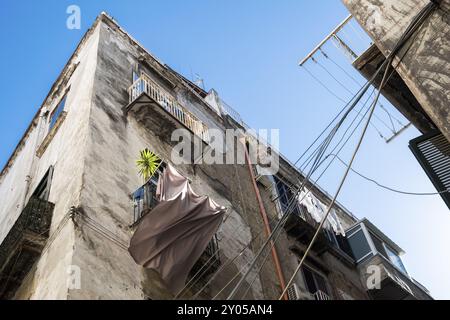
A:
[[1, 0, 449, 299]]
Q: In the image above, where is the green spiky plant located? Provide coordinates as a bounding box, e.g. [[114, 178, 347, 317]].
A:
[[136, 148, 161, 183]]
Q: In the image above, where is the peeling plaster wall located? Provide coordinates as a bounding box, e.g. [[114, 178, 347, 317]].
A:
[[343, 0, 450, 141], [68, 16, 368, 300], [0, 124, 39, 243], [0, 21, 102, 299], [68, 18, 285, 300], [1, 13, 375, 300]]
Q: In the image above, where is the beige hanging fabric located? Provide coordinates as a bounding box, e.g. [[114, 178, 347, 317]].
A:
[[129, 164, 226, 294], [298, 188, 345, 236]]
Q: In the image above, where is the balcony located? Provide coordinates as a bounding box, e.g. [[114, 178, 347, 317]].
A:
[[358, 254, 432, 300], [131, 175, 160, 226], [347, 219, 432, 300], [126, 73, 210, 143], [0, 196, 55, 299], [283, 204, 330, 253]]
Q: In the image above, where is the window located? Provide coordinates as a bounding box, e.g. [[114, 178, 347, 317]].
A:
[[32, 166, 54, 201], [49, 93, 67, 131], [132, 162, 165, 223], [324, 228, 339, 247], [189, 234, 221, 282], [132, 63, 143, 82], [347, 228, 372, 261], [346, 222, 409, 275], [370, 232, 388, 259], [302, 266, 330, 297], [385, 245, 407, 275], [273, 176, 301, 216], [133, 173, 159, 223], [324, 228, 354, 258]]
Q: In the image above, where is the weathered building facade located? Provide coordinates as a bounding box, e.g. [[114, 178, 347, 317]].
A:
[[343, 0, 450, 208], [0, 13, 432, 300]]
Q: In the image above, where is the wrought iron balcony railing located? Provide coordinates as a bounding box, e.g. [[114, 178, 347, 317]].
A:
[[0, 196, 55, 299], [132, 175, 160, 225], [128, 73, 210, 143]]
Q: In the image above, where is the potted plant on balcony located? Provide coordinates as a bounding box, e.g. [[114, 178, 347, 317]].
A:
[[136, 148, 161, 210]]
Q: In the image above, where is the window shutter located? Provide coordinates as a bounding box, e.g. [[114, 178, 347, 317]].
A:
[[409, 130, 450, 209]]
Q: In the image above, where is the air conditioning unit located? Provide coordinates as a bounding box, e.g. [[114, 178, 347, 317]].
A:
[[287, 284, 301, 300]]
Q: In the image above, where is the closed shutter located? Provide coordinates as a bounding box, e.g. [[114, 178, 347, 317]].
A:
[[409, 130, 450, 209]]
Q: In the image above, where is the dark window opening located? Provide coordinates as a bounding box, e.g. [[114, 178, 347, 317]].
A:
[[273, 176, 301, 216], [335, 234, 354, 258], [302, 266, 329, 297], [32, 166, 54, 201], [369, 231, 388, 259], [49, 93, 67, 131], [188, 234, 221, 288], [132, 63, 143, 82], [132, 162, 166, 224], [347, 229, 372, 261]]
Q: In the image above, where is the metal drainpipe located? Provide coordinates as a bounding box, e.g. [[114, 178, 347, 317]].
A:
[[242, 143, 288, 300]]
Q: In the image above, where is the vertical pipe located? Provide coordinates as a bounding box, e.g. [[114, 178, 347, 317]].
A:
[[243, 143, 288, 300]]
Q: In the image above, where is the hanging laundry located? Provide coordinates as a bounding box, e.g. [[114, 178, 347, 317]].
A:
[[129, 164, 226, 294], [328, 208, 346, 236], [297, 188, 345, 236]]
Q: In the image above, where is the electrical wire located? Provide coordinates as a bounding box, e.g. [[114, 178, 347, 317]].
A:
[[304, 58, 388, 138], [225, 2, 437, 300], [280, 59, 396, 300], [226, 69, 379, 299], [316, 45, 408, 134], [303, 64, 347, 103], [278, 1, 439, 299], [313, 56, 355, 96], [314, 55, 396, 133], [319, 48, 362, 87], [236, 86, 378, 300], [331, 153, 450, 196], [175, 210, 282, 299], [319, 45, 407, 130]]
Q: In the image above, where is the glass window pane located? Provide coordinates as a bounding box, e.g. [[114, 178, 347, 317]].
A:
[[369, 232, 388, 259], [49, 95, 67, 131], [347, 229, 372, 261], [133, 70, 139, 82], [385, 245, 408, 274]]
